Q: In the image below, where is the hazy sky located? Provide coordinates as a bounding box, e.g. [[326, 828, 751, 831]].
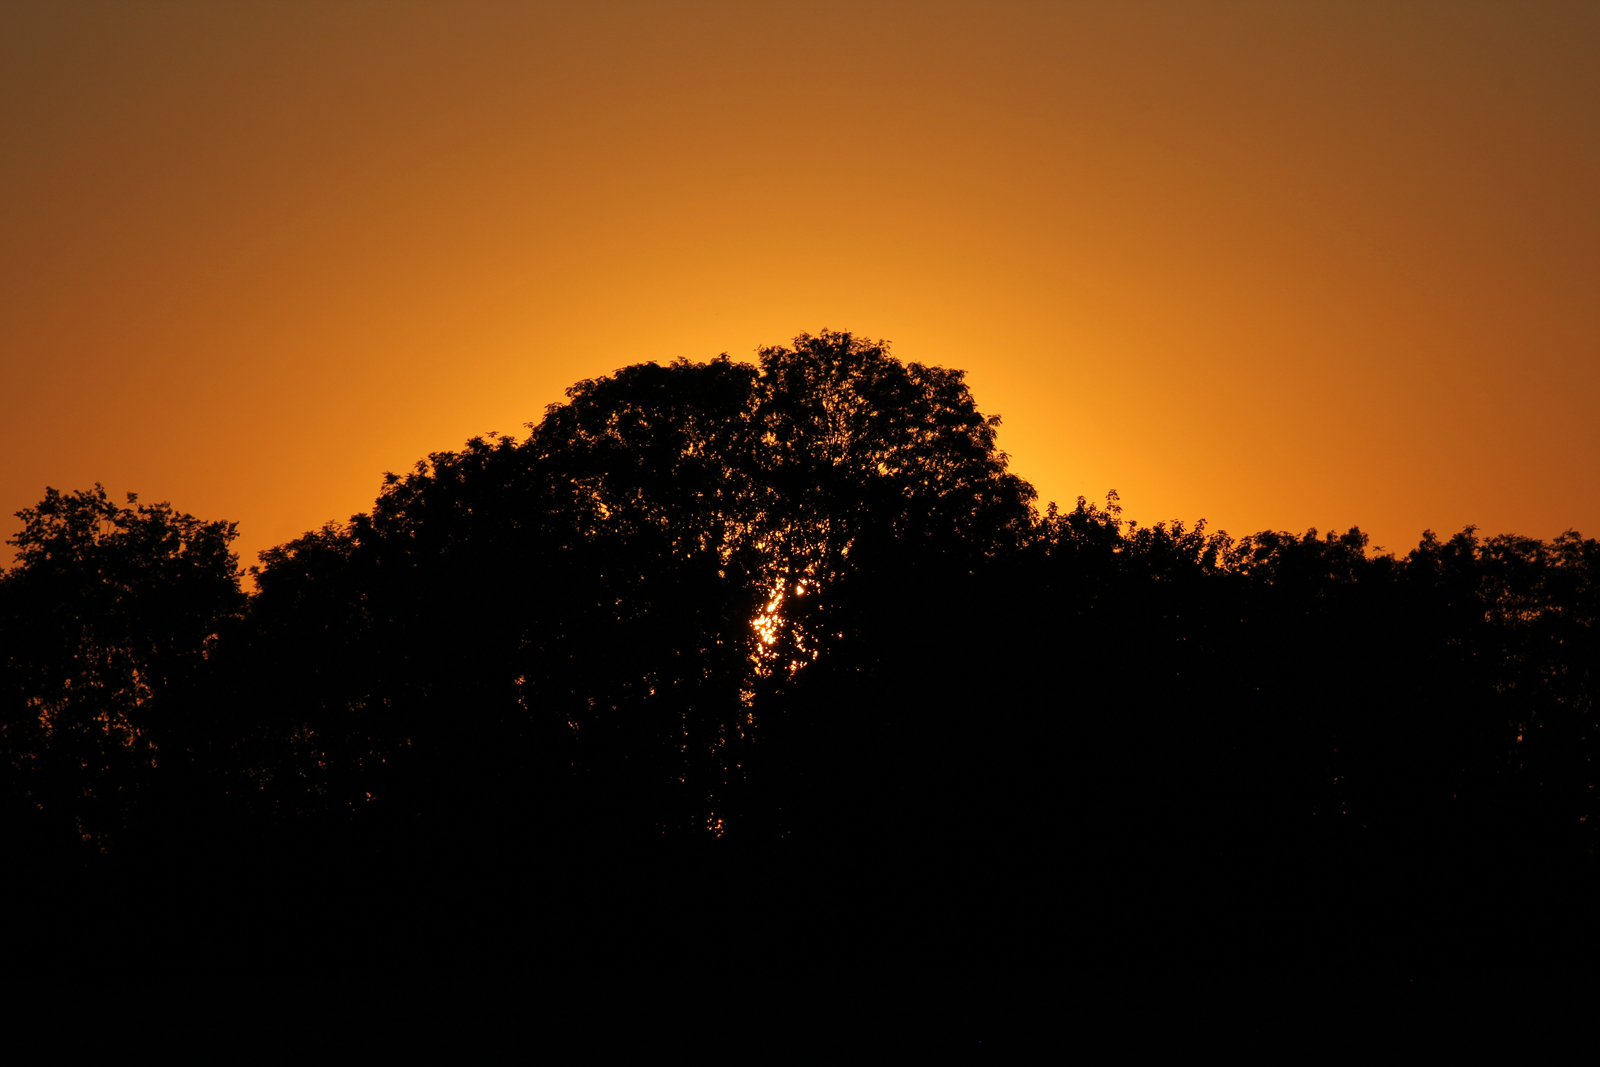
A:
[[3, 1, 1597, 567]]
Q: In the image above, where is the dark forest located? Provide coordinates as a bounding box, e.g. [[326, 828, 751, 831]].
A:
[[5, 332, 1597, 993]]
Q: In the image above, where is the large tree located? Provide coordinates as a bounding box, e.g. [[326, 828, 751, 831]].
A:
[[244, 331, 1036, 850]]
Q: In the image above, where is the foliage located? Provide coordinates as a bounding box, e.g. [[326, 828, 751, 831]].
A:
[[5, 336, 1600, 987], [0, 485, 242, 860]]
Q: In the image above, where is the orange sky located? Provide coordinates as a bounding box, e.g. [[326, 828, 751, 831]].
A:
[[3, 2, 1597, 569]]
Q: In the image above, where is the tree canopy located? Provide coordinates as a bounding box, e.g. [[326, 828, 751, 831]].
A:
[[0, 485, 242, 862], [4, 331, 1599, 987]]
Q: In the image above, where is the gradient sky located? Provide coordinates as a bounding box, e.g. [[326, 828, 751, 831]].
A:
[[3, 2, 1597, 570]]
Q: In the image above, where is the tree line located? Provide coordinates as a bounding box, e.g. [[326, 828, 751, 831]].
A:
[[3, 331, 1596, 982]]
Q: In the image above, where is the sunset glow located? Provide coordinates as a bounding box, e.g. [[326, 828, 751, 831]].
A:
[[3, 3, 1596, 565]]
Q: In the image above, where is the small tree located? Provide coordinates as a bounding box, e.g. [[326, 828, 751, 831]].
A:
[[0, 485, 244, 859]]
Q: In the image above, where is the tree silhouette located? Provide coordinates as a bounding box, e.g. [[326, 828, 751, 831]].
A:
[[235, 331, 1036, 860], [6, 333, 1600, 988], [0, 485, 243, 867]]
